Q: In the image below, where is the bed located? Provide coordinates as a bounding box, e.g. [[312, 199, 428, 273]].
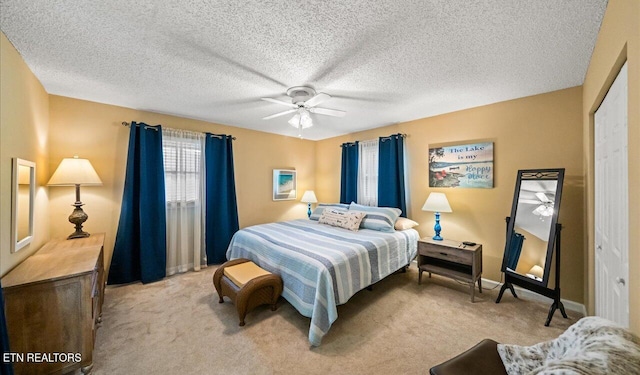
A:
[[225, 218, 419, 346]]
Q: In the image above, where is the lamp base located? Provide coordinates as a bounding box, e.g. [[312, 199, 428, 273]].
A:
[[68, 202, 90, 240], [433, 212, 443, 241], [307, 203, 312, 218], [68, 230, 90, 240]]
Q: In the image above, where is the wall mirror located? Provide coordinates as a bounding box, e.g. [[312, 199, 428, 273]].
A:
[[12, 158, 36, 252], [497, 168, 567, 326]]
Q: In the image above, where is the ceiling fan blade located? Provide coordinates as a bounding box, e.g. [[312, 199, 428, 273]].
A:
[[519, 199, 541, 204], [261, 97, 297, 108], [309, 107, 346, 117], [535, 192, 552, 203], [304, 92, 331, 107], [262, 109, 297, 120]]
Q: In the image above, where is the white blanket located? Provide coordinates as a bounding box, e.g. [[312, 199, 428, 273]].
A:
[[498, 316, 640, 375]]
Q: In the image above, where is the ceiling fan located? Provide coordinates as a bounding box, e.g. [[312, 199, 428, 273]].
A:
[[261, 86, 346, 133], [520, 192, 555, 217]]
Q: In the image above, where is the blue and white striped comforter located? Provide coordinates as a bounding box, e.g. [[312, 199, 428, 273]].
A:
[[226, 219, 419, 346]]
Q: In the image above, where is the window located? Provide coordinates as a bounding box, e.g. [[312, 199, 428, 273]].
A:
[[357, 139, 379, 206], [162, 131, 204, 203]]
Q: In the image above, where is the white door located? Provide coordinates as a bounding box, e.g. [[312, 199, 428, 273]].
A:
[[595, 62, 629, 327]]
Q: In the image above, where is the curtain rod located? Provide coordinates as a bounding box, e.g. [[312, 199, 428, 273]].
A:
[[340, 133, 407, 147], [121, 122, 236, 140], [380, 133, 407, 141]]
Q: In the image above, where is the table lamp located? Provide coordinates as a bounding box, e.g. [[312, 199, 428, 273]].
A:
[[422, 192, 452, 240], [300, 190, 318, 218], [527, 265, 544, 281], [48, 156, 102, 239]]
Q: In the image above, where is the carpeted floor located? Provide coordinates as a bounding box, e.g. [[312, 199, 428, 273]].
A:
[[91, 266, 580, 374]]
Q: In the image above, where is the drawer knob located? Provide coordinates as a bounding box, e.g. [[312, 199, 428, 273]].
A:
[[439, 252, 448, 256]]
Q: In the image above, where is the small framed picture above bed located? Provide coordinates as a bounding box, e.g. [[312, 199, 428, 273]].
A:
[[273, 169, 297, 201]]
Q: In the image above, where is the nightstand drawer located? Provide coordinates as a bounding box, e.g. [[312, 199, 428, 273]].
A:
[[420, 243, 472, 265]]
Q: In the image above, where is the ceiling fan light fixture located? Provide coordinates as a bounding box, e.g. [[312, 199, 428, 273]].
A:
[[533, 204, 554, 217], [288, 109, 313, 129]]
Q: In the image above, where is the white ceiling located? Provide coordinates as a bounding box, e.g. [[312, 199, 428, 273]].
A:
[[0, 0, 607, 140], [516, 180, 558, 241]]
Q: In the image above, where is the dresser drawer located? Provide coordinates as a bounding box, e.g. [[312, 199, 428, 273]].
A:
[[420, 242, 473, 265]]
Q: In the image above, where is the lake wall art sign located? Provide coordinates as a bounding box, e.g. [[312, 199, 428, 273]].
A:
[[428, 142, 494, 188]]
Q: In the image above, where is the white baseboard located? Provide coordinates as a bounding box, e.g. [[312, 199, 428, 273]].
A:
[[481, 278, 587, 316], [408, 259, 587, 316]]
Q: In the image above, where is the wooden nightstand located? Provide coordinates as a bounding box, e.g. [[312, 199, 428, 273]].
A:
[[417, 238, 483, 302]]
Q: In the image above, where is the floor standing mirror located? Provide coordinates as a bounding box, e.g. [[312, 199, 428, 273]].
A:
[[496, 168, 567, 326]]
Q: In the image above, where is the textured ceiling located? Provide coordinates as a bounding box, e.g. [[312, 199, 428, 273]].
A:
[[0, 0, 607, 140]]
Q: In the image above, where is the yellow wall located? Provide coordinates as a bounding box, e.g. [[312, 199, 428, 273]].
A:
[[316, 87, 585, 302], [48, 96, 316, 269], [582, 0, 640, 335], [0, 32, 50, 277]]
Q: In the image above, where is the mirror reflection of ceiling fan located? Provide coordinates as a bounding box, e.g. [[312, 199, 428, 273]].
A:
[[261, 86, 346, 136], [521, 192, 555, 217]]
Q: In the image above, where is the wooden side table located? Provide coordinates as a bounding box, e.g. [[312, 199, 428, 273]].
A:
[[417, 238, 483, 302]]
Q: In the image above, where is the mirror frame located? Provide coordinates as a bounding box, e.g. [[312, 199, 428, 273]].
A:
[[501, 168, 565, 287], [11, 158, 36, 253]]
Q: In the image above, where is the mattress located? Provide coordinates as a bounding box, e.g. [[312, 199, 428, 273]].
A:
[[226, 219, 419, 346]]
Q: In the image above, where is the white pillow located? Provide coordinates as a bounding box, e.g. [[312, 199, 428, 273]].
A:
[[318, 209, 366, 231], [395, 217, 419, 230]]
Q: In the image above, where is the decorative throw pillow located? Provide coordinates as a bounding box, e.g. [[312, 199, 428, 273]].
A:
[[348, 202, 402, 232], [394, 217, 419, 230], [318, 209, 365, 231], [309, 203, 349, 221]]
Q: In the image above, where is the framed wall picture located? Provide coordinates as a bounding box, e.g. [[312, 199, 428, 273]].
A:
[[273, 169, 297, 200], [429, 142, 494, 188]]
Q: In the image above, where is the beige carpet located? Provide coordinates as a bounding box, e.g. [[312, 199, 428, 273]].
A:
[[92, 266, 580, 374]]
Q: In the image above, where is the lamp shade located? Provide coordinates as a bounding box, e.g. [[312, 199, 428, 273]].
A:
[[422, 192, 452, 213], [301, 190, 318, 203], [48, 156, 102, 186], [528, 265, 544, 279]]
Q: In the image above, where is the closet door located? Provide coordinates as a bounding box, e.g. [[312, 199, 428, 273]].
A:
[[594, 62, 629, 327]]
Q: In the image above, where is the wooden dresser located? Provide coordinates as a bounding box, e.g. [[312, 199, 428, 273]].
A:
[[1, 234, 105, 374]]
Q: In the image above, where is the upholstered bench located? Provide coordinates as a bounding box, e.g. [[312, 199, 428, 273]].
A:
[[213, 258, 283, 326]]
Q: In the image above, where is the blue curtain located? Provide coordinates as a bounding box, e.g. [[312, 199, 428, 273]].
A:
[[0, 282, 13, 375], [205, 134, 239, 264], [340, 142, 358, 204], [378, 134, 407, 216], [108, 122, 167, 285], [507, 232, 526, 271]]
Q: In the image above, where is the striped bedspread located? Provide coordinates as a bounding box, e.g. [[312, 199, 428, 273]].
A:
[[226, 219, 419, 346]]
